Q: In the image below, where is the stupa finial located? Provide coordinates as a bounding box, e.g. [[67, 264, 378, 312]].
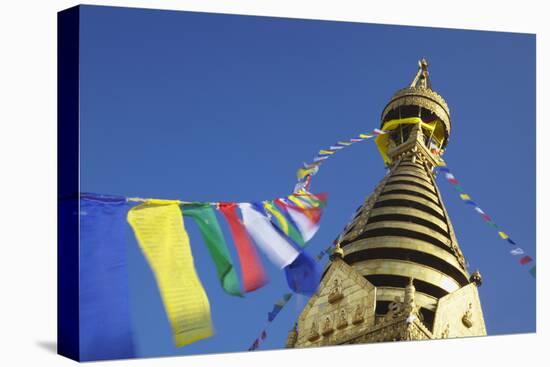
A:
[[409, 58, 432, 89]]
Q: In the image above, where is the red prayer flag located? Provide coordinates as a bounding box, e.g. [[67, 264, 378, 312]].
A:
[[519, 256, 533, 265], [480, 213, 492, 222], [219, 202, 268, 292]]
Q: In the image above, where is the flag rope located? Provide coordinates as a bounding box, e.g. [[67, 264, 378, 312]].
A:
[[247, 243, 334, 351], [294, 128, 387, 192], [436, 164, 536, 278]]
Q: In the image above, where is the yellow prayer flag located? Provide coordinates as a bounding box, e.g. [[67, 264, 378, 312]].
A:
[[318, 149, 335, 155], [128, 201, 213, 347], [359, 134, 373, 139], [296, 166, 317, 180], [288, 195, 307, 209], [460, 194, 471, 201], [498, 231, 509, 239]]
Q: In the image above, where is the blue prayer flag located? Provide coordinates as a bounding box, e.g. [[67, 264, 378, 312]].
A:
[[284, 252, 321, 296], [268, 304, 283, 322], [79, 194, 136, 361]]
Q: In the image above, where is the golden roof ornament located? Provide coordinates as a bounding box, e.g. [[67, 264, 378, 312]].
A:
[[330, 241, 344, 260], [381, 58, 452, 148], [410, 58, 431, 89], [404, 277, 416, 307], [469, 270, 483, 287]]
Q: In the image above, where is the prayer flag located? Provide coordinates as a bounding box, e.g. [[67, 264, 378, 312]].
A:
[[510, 248, 524, 255], [329, 145, 344, 150], [284, 251, 321, 295], [519, 256, 533, 265], [319, 149, 335, 155], [261, 330, 267, 340], [239, 203, 300, 269], [280, 198, 322, 242], [292, 194, 318, 208], [445, 173, 459, 184], [288, 196, 324, 224], [293, 180, 309, 194], [265, 201, 305, 247], [453, 185, 464, 193], [78, 195, 135, 360], [350, 138, 362, 142], [268, 293, 293, 321], [485, 220, 498, 228], [460, 194, 471, 201], [498, 231, 509, 239], [268, 304, 283, 322], [507, 238, 517, 245], [529, 266, 536, 278], [218, 202, 268, 293], [337, 141, 352, 146], [359, 133, 373, 138], [182, 203, 242, 296], [296, 166, 318, 180], [313, 155, 329, 162], [254, 205, 321, 295], [481, 214, 493, 223], [303, 161, 322, 169], [474, 207, 485, 215], [127, 201, 213, 347], [373, 128, 385, 135]]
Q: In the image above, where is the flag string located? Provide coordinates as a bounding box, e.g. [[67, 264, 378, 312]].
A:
[[247, 243, 334, 351], [436, 164, 536, 278], [294, 128, 387, 193]]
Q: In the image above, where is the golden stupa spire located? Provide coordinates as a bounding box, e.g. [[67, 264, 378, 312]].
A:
[[287, 60, 486, 348]]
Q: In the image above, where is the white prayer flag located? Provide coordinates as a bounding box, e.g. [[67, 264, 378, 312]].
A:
[[239, 203, 300, 269]]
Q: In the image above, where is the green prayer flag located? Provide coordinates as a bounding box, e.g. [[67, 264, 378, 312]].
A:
[[485, 221, 499, 229], [182, 204, 242, 296], [529, 266, 536, 278]]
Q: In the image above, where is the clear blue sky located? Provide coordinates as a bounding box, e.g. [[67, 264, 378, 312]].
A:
[[79, 5, 536, 358]]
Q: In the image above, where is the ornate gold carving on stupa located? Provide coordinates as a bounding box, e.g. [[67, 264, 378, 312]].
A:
[[336, 309, 348, 329], [441, 323, 450, 339], [322, 316, 334, 336], [328, 278, 344, 304], [462, 303, 474, 328], [379, 279, 423, 327], [352, 304, 365, 325], [308, 321, 320, 342]]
